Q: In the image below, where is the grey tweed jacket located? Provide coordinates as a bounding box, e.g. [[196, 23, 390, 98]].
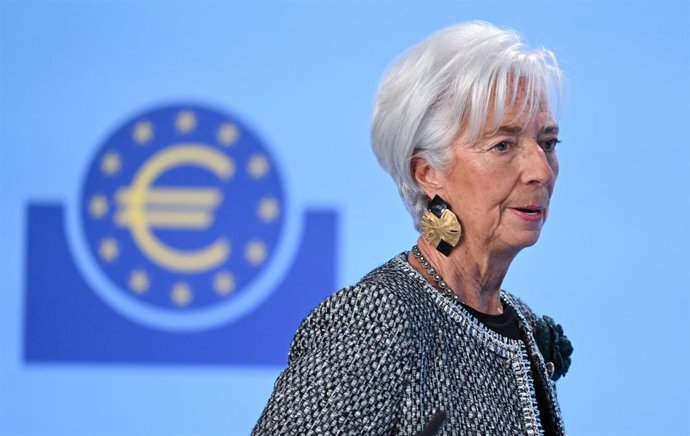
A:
[[253, 253, 566, 435]]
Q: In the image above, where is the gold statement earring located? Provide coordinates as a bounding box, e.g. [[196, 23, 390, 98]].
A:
[[420, 195, 462, 256]]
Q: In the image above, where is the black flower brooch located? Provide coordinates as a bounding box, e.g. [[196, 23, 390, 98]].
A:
[[534, 315, 573, 381]]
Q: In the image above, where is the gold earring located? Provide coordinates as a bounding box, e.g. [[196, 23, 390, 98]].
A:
[[420, 195, 462, 256]]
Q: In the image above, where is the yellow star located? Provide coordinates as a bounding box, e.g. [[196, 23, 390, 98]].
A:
[[217, 123, 239, 147], [133, 121, 154, 144], [129, 269, 150, 294], [99, 238, 119, 262], [258, 197, 279, 222], [101, 152, 121, 176], [213, 271, 236, 296], [245, 240, 267, 265], [175, 111, 197, 134], [248, 155, 270, 179], [171, 282, 192, 307], [88, 194, 109, 219]]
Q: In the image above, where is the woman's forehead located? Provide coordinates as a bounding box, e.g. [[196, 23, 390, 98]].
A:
[[484, 86, 555, 129], [489, 105, 555, 130], [457, 75, 557, 140], [459, 105, 556, 143]]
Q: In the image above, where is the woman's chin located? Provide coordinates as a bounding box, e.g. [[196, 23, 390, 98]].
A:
[[506, 230, 543, 251]]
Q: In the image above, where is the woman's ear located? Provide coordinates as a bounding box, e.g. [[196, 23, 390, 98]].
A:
[[411, 155, 442, 197]]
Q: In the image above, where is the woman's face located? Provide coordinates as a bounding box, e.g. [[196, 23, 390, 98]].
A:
[[433, 101, 560, 255]]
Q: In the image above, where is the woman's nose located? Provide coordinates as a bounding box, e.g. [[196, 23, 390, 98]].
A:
[[521, 140, 557, 186]]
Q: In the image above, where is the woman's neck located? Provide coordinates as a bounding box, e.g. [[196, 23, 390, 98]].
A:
[[411, 236, 516, 315]]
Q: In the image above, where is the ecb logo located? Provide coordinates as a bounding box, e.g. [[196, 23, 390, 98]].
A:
[[24, 104, 338, 365], [82, 107, 286, 318]]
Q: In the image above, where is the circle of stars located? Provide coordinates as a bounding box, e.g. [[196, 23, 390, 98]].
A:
[[87, 109, 285, 310]]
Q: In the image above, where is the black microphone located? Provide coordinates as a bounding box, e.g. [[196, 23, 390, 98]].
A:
[[415, 410, 447, 436]]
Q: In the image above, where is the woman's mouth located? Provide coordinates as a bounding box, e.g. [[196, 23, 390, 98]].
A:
[[510, 206, 544, 222]]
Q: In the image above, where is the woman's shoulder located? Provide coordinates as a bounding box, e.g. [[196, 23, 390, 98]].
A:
[[288, 253, 431, 361], [311, 253, 428, 321]]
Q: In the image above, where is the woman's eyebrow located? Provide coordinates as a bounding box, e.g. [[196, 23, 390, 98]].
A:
[[495, 125, 523, 135], [493, 124, 560, 135], [541, 124, 560, 134]]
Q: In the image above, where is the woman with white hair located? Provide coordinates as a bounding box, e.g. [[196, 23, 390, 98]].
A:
[[253, 21, 573, 435]]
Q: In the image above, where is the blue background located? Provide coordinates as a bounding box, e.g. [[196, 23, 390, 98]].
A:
[[1, 1, 689, 435]]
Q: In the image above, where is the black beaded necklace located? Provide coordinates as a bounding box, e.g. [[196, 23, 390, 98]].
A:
[[411, 244, 503, 315]]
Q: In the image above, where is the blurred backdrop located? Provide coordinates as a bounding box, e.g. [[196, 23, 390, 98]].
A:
[[1, 1, 689, 435]]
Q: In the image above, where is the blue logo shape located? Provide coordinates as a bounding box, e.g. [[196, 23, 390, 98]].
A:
[[24, 102, 337, 365], [81, 105, 284, 312]]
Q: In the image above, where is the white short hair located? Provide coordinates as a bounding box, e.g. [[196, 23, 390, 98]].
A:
[[371, 21, 563, 229]]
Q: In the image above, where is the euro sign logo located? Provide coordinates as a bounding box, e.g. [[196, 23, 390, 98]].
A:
[[114, 145, 232, 273], [81, 106, 285, 314]]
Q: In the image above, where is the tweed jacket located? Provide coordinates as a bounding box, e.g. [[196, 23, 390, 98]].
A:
[[253, 253, 566, 435]]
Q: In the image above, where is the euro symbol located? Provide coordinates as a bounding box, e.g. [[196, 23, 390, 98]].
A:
[[115, 144, 234, 273]]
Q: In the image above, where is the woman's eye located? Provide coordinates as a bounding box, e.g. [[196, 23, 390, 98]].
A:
[[541, 138, 561, 152], [492, 141, 511, 152]]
